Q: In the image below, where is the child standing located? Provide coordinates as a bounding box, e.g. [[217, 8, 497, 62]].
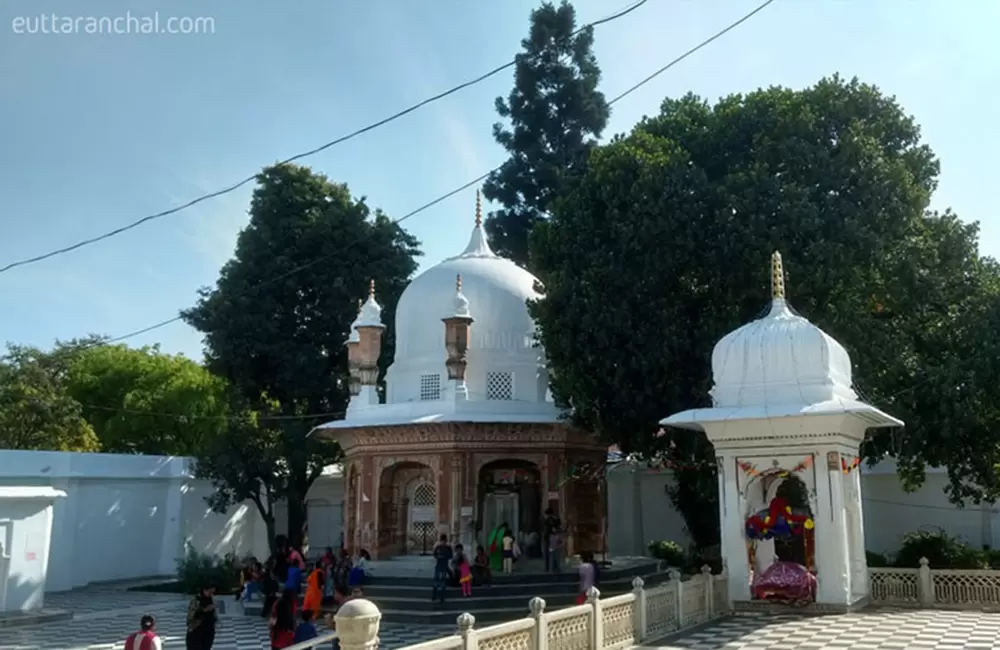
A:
[[455, 544, 472, 597], [501, 528, 515, 575], [473, 545, 492, 587]]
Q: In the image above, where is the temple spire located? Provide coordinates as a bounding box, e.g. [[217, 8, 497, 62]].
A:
[[456, 273, 463, 292], [459, 189, 495, 258], [368, 278, 376, 298], [771, 251, 786, 300]]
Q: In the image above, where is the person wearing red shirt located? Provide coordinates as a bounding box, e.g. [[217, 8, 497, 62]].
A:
[[269, 589, 298, 650], [126, 614, 162, 650]]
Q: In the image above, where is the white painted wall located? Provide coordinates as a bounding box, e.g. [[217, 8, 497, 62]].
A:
[[0, 490, 62, 611], [0, 451, 272, 593], [607, 459, 1000, 559], [0, 451, 347, 597]]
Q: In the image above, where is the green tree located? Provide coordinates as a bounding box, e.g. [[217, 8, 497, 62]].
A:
[[59, 342, 229, 456], [0, 344, 99, 452], [483, 0, 609, 268], [529, 76, 1000, 548], [182, 163, 421, 549]]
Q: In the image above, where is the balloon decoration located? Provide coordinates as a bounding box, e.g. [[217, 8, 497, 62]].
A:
[[744, 496, 814, 541]]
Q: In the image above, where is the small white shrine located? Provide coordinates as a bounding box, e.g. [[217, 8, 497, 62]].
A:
[[661, 252, 902, 611], [0, 486, 66, 612]]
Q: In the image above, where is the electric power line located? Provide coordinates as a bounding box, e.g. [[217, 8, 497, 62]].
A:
[[0, 0, 652, 276], [81, 0, 779, 350]]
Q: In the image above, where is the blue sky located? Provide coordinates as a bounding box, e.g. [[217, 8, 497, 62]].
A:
[[1, 0, 997, 361]]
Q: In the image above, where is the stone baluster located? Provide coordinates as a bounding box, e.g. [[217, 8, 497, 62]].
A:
[[334, 599, 381, 650]]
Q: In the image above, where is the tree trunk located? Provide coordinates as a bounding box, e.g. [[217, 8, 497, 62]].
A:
[[286, 493, 308, 551], [250, 493, 278, 556]]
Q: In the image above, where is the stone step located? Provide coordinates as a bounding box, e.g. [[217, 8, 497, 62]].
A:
[[242, 571, 669, 625], [363, 560, 660, 587], [362, 573, 665, 600]]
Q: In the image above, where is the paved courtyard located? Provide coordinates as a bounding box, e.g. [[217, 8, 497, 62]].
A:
[[644, 609, 1000, 650], [0, 586, 451, 650], [5, 587, 1000, 650]]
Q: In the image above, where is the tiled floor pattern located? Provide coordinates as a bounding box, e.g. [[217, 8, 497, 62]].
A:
[[644, 609, 1000, 649], [0, 590, 451, 650], [43, 587, 187, 617]]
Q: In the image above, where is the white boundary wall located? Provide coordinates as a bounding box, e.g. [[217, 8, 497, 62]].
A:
[[0, 450, 271, 592]]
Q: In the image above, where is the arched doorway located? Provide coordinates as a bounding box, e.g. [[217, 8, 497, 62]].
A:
[[744, 470, 817, 603], [407, 480, 438, 555], [477, 459, 542, 555], [376, 461, 436, 557], [772, 476, 811, 566]]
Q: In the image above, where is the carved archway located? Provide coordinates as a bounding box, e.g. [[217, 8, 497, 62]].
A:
[[376, 461, 435, 557], [477, 458, 542, 552], [745, 470, 815, 583]]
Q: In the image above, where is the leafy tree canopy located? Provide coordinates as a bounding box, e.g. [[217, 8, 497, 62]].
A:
[[0, 344, 99, 452], [58, 341, 229, 456], [530, 76, 1000, 545], [483, 0, 609, 268], [182, 163, 421, 548]]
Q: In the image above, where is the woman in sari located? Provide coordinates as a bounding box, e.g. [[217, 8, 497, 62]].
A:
[[301, 562, 324, 618], [486, 523, 508, 573]]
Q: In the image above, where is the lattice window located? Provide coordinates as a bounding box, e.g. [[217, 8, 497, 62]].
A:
[[419, 374, 441, 401], [486, 371, 514, 401], [412, 483, 436, 507]]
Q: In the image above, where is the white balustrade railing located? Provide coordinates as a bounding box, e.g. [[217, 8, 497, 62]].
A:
[[286, 566, 729, 650], [869, 557, 1000, 609]]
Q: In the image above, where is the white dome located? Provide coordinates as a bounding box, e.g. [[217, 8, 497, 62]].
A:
[[356, 280, 384, 329], [710, 297, 856, 409], [385, 195, 548, 406]]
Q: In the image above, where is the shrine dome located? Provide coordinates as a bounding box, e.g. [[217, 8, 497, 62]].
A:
[[710, 252, 855, 408], [661, 251, 903, 433], [384, 191, 548, 405]]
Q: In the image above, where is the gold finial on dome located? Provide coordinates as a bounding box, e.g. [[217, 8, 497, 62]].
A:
[[474, 189, 483, 228], [456, 273, 463, 292], [771, 251, 786, 300], [368, 279, 376, 298]]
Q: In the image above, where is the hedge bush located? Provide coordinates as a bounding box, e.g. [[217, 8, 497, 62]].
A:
[[647, 540, 686, 566], [865, 550, 890, 567], [893, 529, 987, 570], [176, 546, 243, 594]]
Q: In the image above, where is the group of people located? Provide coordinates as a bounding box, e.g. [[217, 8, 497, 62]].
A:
[[126, 584, 219, 650], [253, 539, 371, 649], [129, 537, 373, 650], [430, 535, 496, 602]]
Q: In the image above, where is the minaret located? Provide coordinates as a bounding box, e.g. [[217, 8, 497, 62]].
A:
[[771, 251, 786, 300], [345, 299, 363, 397], [442, 273, 473, 401], [351, 280, 385, 412]]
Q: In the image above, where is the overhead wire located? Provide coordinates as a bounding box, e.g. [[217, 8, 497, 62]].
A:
[[0, 0, 652, 275], [75, 0, 780, 351]]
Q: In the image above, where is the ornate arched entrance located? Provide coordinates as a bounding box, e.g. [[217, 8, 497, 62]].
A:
[[744, 469, 816, 602], [376, 461, 436, 557], [477, 459, 542, 553], [407, 479, 438, 555]]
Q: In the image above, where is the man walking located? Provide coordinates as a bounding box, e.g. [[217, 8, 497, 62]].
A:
[[431, 534, 453, 604]]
